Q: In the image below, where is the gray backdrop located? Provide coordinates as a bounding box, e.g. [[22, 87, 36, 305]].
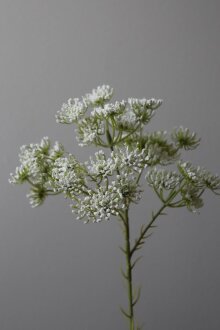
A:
[[1, 0, 220, 329]]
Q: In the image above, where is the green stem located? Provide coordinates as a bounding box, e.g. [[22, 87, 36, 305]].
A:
[[123, 207, 135, 330], [130, 184, 185, 257], [119, 122, 142, 144], [130, 203, 166, 257]]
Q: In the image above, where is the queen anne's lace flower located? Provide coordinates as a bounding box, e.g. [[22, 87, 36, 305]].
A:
[[10, 137, 52, 185], [87, 150, 116, 177], [9, 85, 220, 221], [50, 142, 65, 160], [73, 184, 124, 223], [9, 164, 29, 184], [128, 98, 163, 110], [128, 98, 163, 124], [114, 173, 142, 204], [9, 137, 65, 206], [180, 185, 204, 212], [113, 146, 149, 173], [146, 168, 181, 191], [26, 186, 47, 208], [171, 126, 200, 150], [76, 118, 104, 146], [117, 109, 137, 131], [142, 131, 179, 166], [177, 162, 205, 188], [9, 85, 220, 330], [202, 171, 220, 192], [52, 155, 85, 196], [91, 101, 126, 119], [72, 171, 141, 223], [178, 161, 220, 193], [84, 85, 113, 106], [56, 98, 87, 124]]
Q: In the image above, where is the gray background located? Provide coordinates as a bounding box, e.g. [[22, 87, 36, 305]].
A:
[[1, 0, 220, 329]]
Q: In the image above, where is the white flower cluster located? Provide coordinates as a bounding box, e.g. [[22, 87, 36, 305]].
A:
[[84, 85, 113, 106], [9, 164, 29, 185], [50, 141, 65, 159], [10, 85, 220, 222], [9, 137, 64, 185], [26, 186, 47, 208], [87, 147, 149, 180], [9, 137, 65, 207], [112, 146, 149, 173], [171, 126, 200, 150], [128, 98, 163, 124], [56, 85, 164, 148], [145, 161, 220, 212], [87, 150, 116, 178], [180, 185, 204, 212], [72, 171, 141, 223], [146, 168, 181, 191], [178, 161, 220, 192], [91, 101, 126, 118], [117, 109, 137, 131], [76, 118, 104, 147], [52, 155, 85, 196], [128, 98, 163, 110], [73, 184, 124, 223], [56, 98, 87, 124], [115, 173, 142, 203], [143, 131, 179, 166]]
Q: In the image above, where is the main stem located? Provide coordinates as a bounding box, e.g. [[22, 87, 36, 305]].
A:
[[124, 207, 135, 330]]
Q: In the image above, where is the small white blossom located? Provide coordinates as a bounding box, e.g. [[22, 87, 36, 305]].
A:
[[56, 98, 87, 124], [178, 162, 204, 188], [16, 137, 51, 183], [52, 155, 85, 196], [178, 161, 220, 192], [180, 185, 204, 213], [144, 131, 179, 165], [146, 168, 181, 190], [202, 172, 220, 192], [76, 118, 104, 147], [84, 85, 113, 106], [128, 98, 163, 110], [128, 98, 162, 124], [9, 165, 29, 184], [91, 101, 126, 118], [117, 110, 137, 130], [87, 150, 116, 177], [171, 126, 200, 150], [9, 85, 220, 223], [112, 146, 149, 173], [26, 187, 47, 208], [50, 141, 65, 159], [115, 173, 142, 203], [73, 184, 125, 223]]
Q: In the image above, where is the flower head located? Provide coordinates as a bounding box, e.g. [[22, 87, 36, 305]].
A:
[[27, 186, 47, 208], [128, 98, 162, 124], [76, 117, 105, 147], [91, 101, 126, 119], [52, 155, 86, 196], [72, 184, 124, 223], [56, 98, 87, 124], [83, 85, 113, 107], [171, 126, 200, 150], [146, 168, 181, 191]]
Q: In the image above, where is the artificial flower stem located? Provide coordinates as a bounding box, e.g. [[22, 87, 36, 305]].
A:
[[123, 207, 135, 330]]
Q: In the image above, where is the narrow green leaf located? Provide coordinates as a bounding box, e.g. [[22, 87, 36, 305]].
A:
[[120, 306, 131, 319], [131, 256, 143, 270]]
